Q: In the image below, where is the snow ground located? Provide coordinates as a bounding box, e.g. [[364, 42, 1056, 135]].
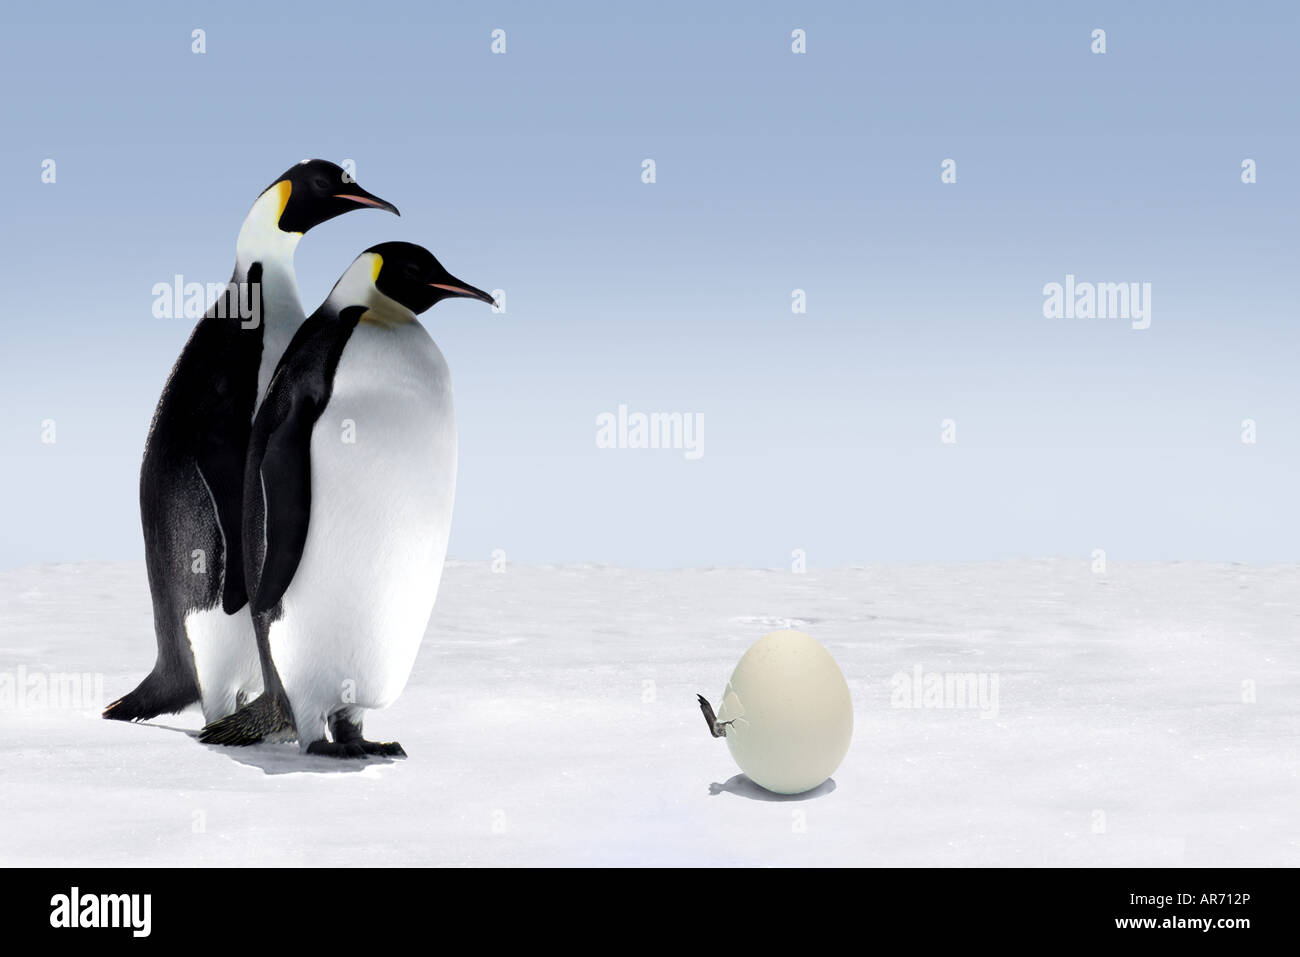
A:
[[0, 559, 1297, 867]]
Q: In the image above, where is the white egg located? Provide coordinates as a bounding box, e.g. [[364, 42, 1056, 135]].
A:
[[715, 629, 853, 794]]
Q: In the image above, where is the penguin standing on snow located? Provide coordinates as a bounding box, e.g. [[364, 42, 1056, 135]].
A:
[[200, 242, 495, 756], [104, 161, 399, 725]]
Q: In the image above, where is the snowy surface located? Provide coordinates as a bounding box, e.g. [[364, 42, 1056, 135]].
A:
[[1, 559, 1297, 867]]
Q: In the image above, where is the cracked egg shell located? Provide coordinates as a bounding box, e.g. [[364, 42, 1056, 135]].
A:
[[716, 629, 853, 794]]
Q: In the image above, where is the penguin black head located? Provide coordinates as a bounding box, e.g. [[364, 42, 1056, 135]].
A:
[[263, 159, 399, 235], [366, 241, 496, 315]]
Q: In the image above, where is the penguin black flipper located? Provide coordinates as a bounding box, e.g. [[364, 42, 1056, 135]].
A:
[[247, 394, 319, 614], [195, 424, 251, 616], [243, 305, 363, 615]]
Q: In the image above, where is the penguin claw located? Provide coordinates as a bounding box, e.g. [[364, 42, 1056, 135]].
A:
[[356, 740, 406, 758]]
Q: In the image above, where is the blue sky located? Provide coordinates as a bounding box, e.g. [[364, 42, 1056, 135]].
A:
[[1, 1, 1297, 568]]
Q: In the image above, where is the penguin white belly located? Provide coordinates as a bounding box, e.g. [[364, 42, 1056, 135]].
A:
[[184, 607, 263, 723], [186, 461, 265, 723], [269, 322, 456, 738]]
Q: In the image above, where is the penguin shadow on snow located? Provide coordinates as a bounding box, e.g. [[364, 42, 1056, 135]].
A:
[[143, 722, 399, 774], [709, 774, 836, 801], [204, 740, 404, 775]]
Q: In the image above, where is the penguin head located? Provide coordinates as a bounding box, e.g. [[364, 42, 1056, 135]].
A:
[[365, 241, 496, 315], [262, 159, 399, 235]]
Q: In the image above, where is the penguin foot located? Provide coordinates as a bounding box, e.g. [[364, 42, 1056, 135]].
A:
[[305, 738, 406, 759], [104, 669, 200, 722], [324, 711, 406, 757]]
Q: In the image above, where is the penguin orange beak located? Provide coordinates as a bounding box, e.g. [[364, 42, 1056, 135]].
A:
[[430, 280, 496, 306], [334, 190, 400, 217]]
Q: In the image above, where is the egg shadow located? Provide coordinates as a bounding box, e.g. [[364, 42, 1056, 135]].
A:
[[709, 774, 836, 801]]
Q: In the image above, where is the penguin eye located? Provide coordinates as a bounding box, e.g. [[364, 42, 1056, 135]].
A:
[[311, 176, 331, 193], [402, 263, 421, 278]]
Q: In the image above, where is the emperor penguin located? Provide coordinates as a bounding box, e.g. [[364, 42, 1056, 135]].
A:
[[199, 242, 495, 756], [104, 161, 399, 725]]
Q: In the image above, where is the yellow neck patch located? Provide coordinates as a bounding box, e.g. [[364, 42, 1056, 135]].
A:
[[370, 253, 384, 283], [271, 179, 293, 228]]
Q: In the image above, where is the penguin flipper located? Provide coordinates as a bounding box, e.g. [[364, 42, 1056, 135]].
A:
[[247, 395, 318, 615], [198, 690, 294, 746], [195, 387, 254, 615], [243, 306, 360, 614]]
